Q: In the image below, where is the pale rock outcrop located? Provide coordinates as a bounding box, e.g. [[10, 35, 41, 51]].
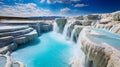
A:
[[93, 21, 119, 30], [0, 26, 38, 54], [80, 27, 120, 67], [24, 30, 38, 41], [112, 11, 120, 21], [0, 27, 33, 37], [84, 14, 101, 20], [73, 16, 84, 20], [92, 11, 120, 31], [0, 26, 29, 33], [100, 13, 113, 22], [14, 30, 37, 45]]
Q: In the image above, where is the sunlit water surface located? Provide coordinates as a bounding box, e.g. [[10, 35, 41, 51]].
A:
[[12, 31, 82, 67]]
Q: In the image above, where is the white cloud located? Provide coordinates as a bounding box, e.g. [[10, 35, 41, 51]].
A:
[[0, 2, 4, 4], [74, 4, 88, 7], [71, 0, 80, 2], [40, 0, 45, 3], [40, 0, 80, 4], [60, 7, 71, 13], [46, 0, 55, 4], [0, 3, 54, 17]]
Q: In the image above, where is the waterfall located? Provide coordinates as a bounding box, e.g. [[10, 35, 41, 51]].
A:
[[70, 28, 76, 42], [53, 21, 59, 32], [62, 19, 75, 39], [62, 23, 70, 39], [76, 31, 86, 67]]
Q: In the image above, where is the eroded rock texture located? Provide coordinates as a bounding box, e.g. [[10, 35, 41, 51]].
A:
[[0, 26, 38, 54]]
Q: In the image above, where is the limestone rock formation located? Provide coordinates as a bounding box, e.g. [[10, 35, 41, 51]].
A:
[[55, 18, 67, 33], [80, 27, 120, 67], [93, 21, 119, 30], [73, 16, 84, 20], [84, 14, 101, 20], [0, 26, 38, 54], [54, 11, 120, 67], [112, 11, 120, 21]]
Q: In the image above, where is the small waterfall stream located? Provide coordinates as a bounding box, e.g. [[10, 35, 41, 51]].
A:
[[109, 23, 120, 33], [70, 28, 76, 42], [62, 19, 76, 39], [53, 19, 86, 67], [53, 21, 59, 32]]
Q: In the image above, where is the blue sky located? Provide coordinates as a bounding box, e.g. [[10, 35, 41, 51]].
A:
[[0, 0, 120, 17]]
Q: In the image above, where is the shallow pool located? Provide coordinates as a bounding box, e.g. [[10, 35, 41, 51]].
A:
[[12, 32, 82, 67]]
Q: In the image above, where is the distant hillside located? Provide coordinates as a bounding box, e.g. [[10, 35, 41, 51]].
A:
[[0, 16, 64, 20], [28, 16, 64, 20], [0, 16, 29, 20]]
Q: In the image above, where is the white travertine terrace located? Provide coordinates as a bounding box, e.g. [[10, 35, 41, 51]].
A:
[[54, 11, 120, 67], [0, 26, 38, 54], [0, 26, 38, 67], [0, 20, 54, 67], [80, 27, 120, 67]]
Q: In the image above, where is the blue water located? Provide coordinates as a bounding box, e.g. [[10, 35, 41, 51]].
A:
[[90, 28, 120, 50], [12, 32, 81, 67]]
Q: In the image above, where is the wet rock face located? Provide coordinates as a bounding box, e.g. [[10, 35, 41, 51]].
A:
[[71, 26, 84, 43], [80, 27, 120, 67], [55, 18, 67, 33], [66, 20, 82, 38]]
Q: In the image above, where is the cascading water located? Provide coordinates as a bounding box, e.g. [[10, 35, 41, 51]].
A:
[[53, 21, 59, 32], [62, 19, 75, 39], [109, 23, 120, 33], [52, 19, 86, 67], [62, 22, 70, 39], [70, 28, 76, 42], [76, 29, 86, 67]]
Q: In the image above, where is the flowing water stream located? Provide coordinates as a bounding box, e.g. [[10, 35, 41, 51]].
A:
[[12, 31, 83, 67]]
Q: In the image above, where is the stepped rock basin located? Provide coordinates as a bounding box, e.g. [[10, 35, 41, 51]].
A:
[[90, 28, 120, 50], [11, 31, 83, 67]]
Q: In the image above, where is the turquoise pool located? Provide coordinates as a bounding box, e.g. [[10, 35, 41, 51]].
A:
[[12, 32, 82, 67]]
